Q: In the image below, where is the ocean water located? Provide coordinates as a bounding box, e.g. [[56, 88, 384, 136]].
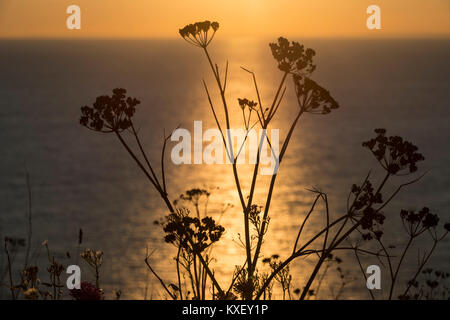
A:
[[0, 38, 449, 299]]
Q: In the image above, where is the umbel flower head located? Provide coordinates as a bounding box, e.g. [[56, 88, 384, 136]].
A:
[[350, 180, 385, 240], [179, 20, 219, 48], [293, 75, 339, 114], [362, 129, 425, 175], [162, 209, 225, 254], [238, 98, 258, 111], [400, 207, 440, 237], [79, 88, 140, 133], [180, 188, 211, 202], [445, 222, 450, 232], [81, 248, 103, 268], [270, 37, 316, 75], [269, 37, 339, 115]]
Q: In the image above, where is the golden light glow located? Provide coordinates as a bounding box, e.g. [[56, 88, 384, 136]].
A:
[[0, 0, 449, 38]]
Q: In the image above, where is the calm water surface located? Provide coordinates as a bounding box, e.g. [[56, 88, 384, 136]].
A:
[[0, 38, 449, 299]]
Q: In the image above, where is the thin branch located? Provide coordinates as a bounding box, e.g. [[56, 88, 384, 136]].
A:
[[145, 248, 176, 300], [293, 194, 321, 254]]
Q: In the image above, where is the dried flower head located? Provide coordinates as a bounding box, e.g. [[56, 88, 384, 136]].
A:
[[362, 129, 425, 175], [179, 20, 219, 48], [23, 266, 39, 282], [270, 37, 316, 75], [162, 209, 225, 253], [444, 222, 450, 232], [400, 207, 439, 237], [47, 261, 64, 277], [81, 248, 103, 268], [293, 75, 339, 114], [238, 98, 258, 111], [80, 88, 140, 133], [180, 188, 211, 203], [360, 207, 385, 230], [351, 180, 383, 211], [232, 266, 259, 300], [350, 180, 385, 240]]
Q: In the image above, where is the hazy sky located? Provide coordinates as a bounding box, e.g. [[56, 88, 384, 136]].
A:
[[0, 0, 449, 38]]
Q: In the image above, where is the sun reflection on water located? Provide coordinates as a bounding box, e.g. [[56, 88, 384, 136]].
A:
[[134, 38, 351, 299]]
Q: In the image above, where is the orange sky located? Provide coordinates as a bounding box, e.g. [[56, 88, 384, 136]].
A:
[[0, 0, 449, 38]]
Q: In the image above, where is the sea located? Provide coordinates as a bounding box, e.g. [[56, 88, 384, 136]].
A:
[[0, 37, 449, 299]]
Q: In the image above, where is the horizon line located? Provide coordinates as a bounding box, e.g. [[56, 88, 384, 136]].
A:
[[1, 34, 450, 41]]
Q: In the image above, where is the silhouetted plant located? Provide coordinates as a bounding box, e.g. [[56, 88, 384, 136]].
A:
[[42, 241, 65, 300], [79, 88, 139, 133], [178, 20, 343, 300], [179, 21, 219, 48], [80, 88, 174, 212], [347, 130, 448, 300], [1, 227, 113, 300], [269, 37, 316, 75], [0, 181, 108, 300], [163, 211, 224, 254], [356, 205, 449, 300], [362, 128, 425, 175], [293, 75, 339, 114], [80, 248, 103, 290], [399, 268, 450, 300], [70, 281, 104, 300], [262, 255, 292, 299], [148, 188, 229, 300], [73, 20, 449, 300]]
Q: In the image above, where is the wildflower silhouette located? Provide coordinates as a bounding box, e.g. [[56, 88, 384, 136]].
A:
[[179, 188, 210, 203], [80, 88, 175, 211], [348, 180, 385, 240], [71, 20, 450, 301], [179, 20, 219, 48], [362, 128, 425, 175], [400, 268, 450, 300], [400, 207, 439, 237], [269, 37, 316, 75], [238, 98, 258, 111], [268, 38, 339, 115], [81, 248, 103, 289], [377, 206, 449, 299], [293, 75, 339, 114], [80, 88, 139, 133], [162, 210, 225, 254]]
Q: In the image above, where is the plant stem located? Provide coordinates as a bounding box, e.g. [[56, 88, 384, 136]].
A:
[[389, 236, 413, 299], [4, 242, 15, 300], [115, 131, 174, 213], [402, 239, 438, 297]]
